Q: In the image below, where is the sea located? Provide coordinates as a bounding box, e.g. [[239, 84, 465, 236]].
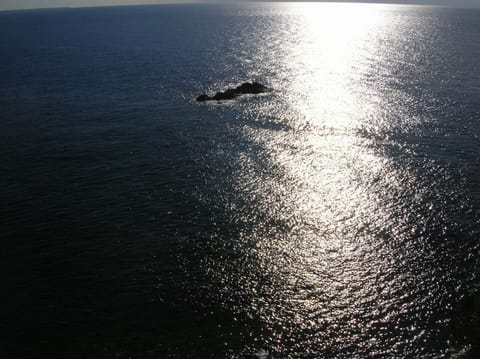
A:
[[0, 2, 479, 358]]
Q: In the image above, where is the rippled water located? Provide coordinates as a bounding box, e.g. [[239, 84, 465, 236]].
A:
[[1, 3, 479, 358]]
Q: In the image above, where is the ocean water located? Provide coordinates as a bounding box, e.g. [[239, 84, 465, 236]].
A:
[[1, 2, 479, 358]]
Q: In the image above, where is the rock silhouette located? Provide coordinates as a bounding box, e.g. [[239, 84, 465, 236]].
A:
[[196, 82, 271, 102]]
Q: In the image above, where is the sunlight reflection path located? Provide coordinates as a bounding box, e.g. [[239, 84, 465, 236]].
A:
[[199, 3, 473, 356]]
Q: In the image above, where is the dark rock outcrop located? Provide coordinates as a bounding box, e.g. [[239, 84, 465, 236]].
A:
[[196, 82, 271, 102], [196, 94, 210, 102]]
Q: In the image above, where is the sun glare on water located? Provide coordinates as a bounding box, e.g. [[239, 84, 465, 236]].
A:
[[204, 2, 463, 355], [283, 2, 388, 129]]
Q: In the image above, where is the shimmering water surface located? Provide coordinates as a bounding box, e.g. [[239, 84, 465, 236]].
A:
[[1, 3, 480, 358]]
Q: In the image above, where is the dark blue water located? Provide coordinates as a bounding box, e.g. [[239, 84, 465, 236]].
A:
[[1, 3, 479, 358]]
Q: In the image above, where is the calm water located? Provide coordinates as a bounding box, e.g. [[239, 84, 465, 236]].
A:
[[1, 3, 480, 358]]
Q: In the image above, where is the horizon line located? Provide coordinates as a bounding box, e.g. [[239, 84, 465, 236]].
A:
[[1, 1, 479, 13]]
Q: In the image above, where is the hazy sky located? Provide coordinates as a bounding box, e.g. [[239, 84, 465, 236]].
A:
[[0, 0, 479, 11]]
